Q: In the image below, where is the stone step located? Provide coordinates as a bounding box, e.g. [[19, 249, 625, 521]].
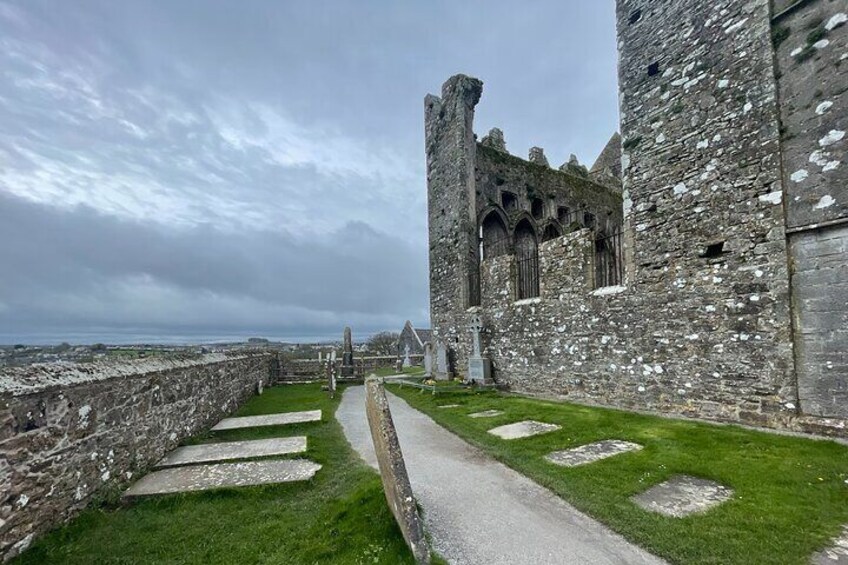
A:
[[211, 409, 321, 431], [124, 459, 322, 497], [545, 440, 643, 468], [487, 420, 562, 440], [155, 437, 307, 468], [631, 474, 733, 518]]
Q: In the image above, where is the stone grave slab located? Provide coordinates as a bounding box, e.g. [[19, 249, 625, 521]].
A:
[[156, 437, 307, 468], [631, 475, 733, 518], [469, 410, 504, 419], [211, 410, 321, 431], [487, 420, 561, 440], [365, 378, 431, 564], [437, 404, 461, 409], [812, 525, 848, 564], [545, 440, 642, 468], [124, 459, 321, 497]]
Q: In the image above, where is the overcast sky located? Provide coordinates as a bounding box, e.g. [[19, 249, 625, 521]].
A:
[[0, 0, 619, 344]]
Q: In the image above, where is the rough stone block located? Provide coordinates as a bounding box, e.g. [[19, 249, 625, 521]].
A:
[[156, 437, 307, 468], [545, 440, 642, 468], [631, 475, 734, 518], [487, 420, 561, 440], [364, 378, 431, 564], [123, 459, 321, 497], [211, 410, 321, 431]]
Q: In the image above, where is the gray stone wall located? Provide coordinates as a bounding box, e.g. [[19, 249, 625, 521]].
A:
[[775, 0, 848, 229], [475, 144, 623, 235], [774, 0, 848, 419], [790, 224, 848, 418], [425, 0, 847, 439], [0, 353, 272, 560]]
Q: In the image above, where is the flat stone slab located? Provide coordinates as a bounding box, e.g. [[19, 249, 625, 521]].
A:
[[469, 409, 504, 418], [631, 475, 733, 518], [124, 459, 321, 497], [437, 404, 461, 409], [156, 437, 307, 468], [365, 378, 431, 563], [812, 525, 848, 564], [488, 420, 561, 440], [211, 410, 321, 431], [545, 440, 643, 468]]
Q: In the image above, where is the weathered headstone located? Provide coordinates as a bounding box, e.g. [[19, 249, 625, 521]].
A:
[[422, 342, 434, 378], [435, 340, 451, 381], [467, 315, 492, 384], [395, 357, 404, 373], [326, 360, 336, 398], [342, 326, 354, 376], [402, 344, 412, 368], [364, 378, 431, 564]]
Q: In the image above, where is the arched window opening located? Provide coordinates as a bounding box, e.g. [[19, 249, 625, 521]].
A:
[[501, 191, 518, 212], [531, 197, 544, 219], [594, 229, 624, 289], [557, 206, 572, 225], [481, 211, 510, 260], [514, 219, 540, 299], [541, 223, 562, 243]]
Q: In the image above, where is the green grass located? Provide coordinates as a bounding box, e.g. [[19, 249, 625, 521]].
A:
[[390, 386, 848, 565], [15, 384, 430, 564], [370, 366, 424, 378]]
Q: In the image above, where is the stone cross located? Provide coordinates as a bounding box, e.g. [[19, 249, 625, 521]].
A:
[[402, 344, 411, 368], [469, 315, 484, 357]]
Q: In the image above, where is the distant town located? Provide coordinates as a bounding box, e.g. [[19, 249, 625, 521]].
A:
[[0, 336, 385, 368]]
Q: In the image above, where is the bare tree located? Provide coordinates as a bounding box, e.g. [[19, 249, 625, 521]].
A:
[[366, 331, 399, 356]]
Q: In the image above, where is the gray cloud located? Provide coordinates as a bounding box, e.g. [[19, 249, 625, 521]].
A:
[[0, 0, 618, 343]]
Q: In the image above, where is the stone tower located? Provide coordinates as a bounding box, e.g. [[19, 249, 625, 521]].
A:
[[424, 75, 483, 362]]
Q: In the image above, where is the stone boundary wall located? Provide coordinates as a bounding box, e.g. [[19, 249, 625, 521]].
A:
[[277, 355, 423, 383], [0, 353, 272, 561]]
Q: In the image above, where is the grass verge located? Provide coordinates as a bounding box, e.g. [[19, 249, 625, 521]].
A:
[[390, 386, 848, 565], [15, 384, 428, 564]]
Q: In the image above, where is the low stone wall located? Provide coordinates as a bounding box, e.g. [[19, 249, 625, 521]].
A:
[[277, 355, 422, 383], [0, 353, 272, 561]]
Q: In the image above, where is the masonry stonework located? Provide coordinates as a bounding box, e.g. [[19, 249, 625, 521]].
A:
[[0, 353, 272, 561], [425, 0, 848, 438]]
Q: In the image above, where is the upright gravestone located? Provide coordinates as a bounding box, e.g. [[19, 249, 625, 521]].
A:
[[342, 326, 354, 377], [326, 360, 336, 398], [435, 340, 451, 381], [402, 344, 412, 368], [364, 378, 431, 564], [423, 342, 434, 378], [467, 315, 492, 384]]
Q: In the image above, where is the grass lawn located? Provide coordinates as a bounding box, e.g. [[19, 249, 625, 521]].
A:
[[370, 366, 424, 378], [390, 386, 848, 565], [14, 383, 432, 564]]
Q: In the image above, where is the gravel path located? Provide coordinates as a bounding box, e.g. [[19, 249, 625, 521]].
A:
[[337, 385, 666, 565]]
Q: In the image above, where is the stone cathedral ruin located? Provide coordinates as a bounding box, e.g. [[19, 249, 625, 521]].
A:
[[425, 0, 847, 438]]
